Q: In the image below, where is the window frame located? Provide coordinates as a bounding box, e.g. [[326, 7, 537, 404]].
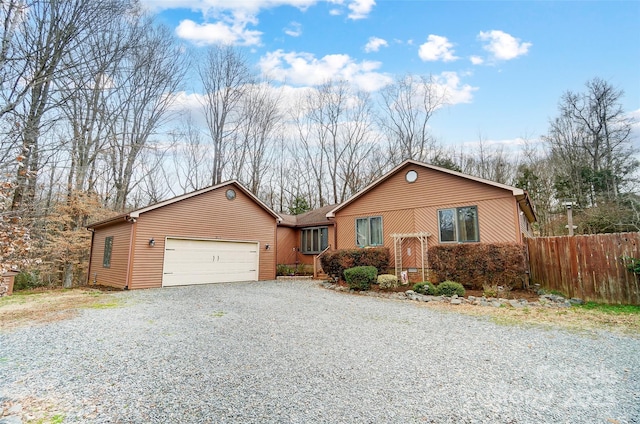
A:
[[438, 206, 480, 243], [300, 226, 329, 254], [355, 216, 383, 247], [103, 236, 113, 268]]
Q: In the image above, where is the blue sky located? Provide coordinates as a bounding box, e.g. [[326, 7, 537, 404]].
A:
[[143, 0, 640, 150]]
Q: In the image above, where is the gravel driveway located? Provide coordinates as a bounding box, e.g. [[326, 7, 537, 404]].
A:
[[1, 280, 639, 423]]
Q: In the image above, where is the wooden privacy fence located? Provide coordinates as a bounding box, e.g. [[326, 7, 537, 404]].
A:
[[526, 232, 640, 305]]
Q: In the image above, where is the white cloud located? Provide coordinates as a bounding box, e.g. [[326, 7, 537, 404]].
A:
[[176, 19, 262, 46], [364, 36, 388, 53], [418, 34, 458, 62], [478, 30, 532, 61], [431, 71, 477, 105], [141, 0, 319, 15], [348, 0, 375, 20], [470, 55, 484, 65], [284, 21, 302, 37], [146, 0, 375, 46], [258, 49, 392, 91]]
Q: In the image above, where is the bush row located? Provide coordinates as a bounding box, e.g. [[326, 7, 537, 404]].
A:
[[413, 281, 465, 297], [428, 242, 527, 290], [320, 247, 389, 281]]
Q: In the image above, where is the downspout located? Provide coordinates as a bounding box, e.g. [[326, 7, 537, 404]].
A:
[[273, 218, 278, 280], [124, 217, 137, 290], [513, 198, 522, 243], [329, 217, 337, 249], [86, 228, 95, 285]]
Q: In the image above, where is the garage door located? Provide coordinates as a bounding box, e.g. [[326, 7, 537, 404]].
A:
[[162, 238, 259, 287]]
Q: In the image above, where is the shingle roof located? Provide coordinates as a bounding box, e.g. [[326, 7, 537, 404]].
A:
[[278, 204, 338, 228]]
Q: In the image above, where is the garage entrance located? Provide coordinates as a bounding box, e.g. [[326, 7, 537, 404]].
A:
[[162, 238, 259, 287]]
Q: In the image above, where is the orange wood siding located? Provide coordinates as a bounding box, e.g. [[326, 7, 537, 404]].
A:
[[277, 227, 298, 265], [277, 226, 335, 266], [88, 221, 132, 289], [334, 164, 523, 267], [129, 187, 277, 289]]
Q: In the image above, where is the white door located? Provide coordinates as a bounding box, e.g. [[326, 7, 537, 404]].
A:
[[162, 238, 259, 287]]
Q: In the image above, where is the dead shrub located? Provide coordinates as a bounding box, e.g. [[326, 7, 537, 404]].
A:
[[429, 242, 527, 290]]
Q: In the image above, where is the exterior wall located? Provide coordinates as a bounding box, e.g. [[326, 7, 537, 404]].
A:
[[88, 220, 132, 289], [277, 227, 298, 265], [129, 185, 277, 289], [334, 164, 522, 267], [276, 226, 335, 266]]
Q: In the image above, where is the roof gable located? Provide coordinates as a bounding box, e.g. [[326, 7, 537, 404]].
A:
[[88, 180, 282, 229], [327, 159, 536, 222]]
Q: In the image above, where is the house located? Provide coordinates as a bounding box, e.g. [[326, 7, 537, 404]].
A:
[[87, 160, 535, 289], [277, 159, 536, 281], [276, 204, 337, 270], [87, 181, 281, 289]]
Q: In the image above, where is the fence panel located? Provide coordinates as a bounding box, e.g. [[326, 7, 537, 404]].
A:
[[526, 232, 640, 305]]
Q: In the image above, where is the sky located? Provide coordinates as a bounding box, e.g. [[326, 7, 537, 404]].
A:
[[142, 0, 640, 151]]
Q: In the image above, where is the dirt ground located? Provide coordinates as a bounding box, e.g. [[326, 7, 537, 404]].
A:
[[0, 288, 119, 331]]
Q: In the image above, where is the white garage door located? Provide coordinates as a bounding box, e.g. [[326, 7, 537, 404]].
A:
[[162, 238, 259, 287]]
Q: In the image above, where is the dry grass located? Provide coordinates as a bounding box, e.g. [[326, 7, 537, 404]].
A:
[[422, 301, 640, 336], [0, 288, 120, 332]]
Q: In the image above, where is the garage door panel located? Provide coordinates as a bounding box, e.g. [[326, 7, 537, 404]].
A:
[[162, 238, 259, 287]]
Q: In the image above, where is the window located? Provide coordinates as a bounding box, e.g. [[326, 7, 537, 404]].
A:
[[355, 216, 383, 247], [438, 206, 479, 243], [103, 236, 113, 268], [301, 227, 328, 254]]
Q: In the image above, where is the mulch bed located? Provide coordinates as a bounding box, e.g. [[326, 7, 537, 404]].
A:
[[332, 281, 539, 301]]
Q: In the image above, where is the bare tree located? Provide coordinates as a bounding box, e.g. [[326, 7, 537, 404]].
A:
[[556, 78, 635, 201], [9, 0, 128, 212], [58, 9, 132, 197], [379, 74, 447, 163], [170, 114, 212, 194], [233, 82, 283, 194], [108, 15, 185, 211], [198, 45, 253, 185]]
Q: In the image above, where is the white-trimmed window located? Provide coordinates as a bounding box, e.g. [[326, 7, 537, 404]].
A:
[[103, 236, 113, 268], [355, 216, 383, 247], [438, 206, 479, 243], [301, 227, 328, 254]]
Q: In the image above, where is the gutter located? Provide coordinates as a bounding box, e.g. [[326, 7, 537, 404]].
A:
[[86, 228, 95, 285]]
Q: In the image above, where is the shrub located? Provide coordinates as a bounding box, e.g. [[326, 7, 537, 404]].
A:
[[377, 274, 398, 289], [14, 270, 48, 291], [344, 266, 378, 291], [482, 283, 498, 298], [436, 281, 465, 297], [625, 257, 640, 274], [276, 264, 294, 276], [413, 281, 437, 295], [429, 243, 527, 289], [320, 247, 390, 281]]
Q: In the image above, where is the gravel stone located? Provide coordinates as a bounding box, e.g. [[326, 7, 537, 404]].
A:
[[1, 280, 639, 423]]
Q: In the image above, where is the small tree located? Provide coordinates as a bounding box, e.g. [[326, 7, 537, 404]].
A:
[[288, 196, 310, 215]]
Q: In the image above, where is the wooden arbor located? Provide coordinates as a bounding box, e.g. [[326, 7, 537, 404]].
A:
[[391, 232, 431, 282]]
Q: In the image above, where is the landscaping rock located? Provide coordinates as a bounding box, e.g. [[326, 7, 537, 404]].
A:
[[0, 416, 22, 424], [320, 282, 581, 310]]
